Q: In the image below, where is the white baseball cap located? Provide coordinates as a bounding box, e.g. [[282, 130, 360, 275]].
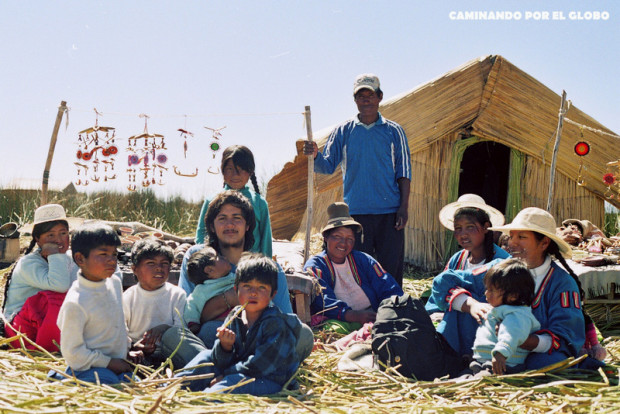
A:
[[353, 73, 380, 94]]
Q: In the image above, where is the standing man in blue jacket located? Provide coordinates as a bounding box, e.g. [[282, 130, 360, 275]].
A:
[[303, 74, 411, 286]]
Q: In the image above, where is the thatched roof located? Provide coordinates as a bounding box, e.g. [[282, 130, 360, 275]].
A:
[[267, 55, 619, 243]]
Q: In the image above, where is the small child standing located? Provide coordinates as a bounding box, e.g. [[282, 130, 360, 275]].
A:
[[176, 253, 307, 396], [470, 258, 541, 376], [123, 239, 187, 364], [184, 247, 233, 335], [195, 145, 273, 258], [55, 224, 135, 384]]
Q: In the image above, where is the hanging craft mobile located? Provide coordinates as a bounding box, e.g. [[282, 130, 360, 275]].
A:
[[603, 160, 619, 200], [126, 114, 168, 188], [75, 109, 117, 186], [173, 166, 199, 177], [573, 129, 590, 187], [204, 125, 226, 160], [172, 117, 200, 177], [178, 128, 194, 158]]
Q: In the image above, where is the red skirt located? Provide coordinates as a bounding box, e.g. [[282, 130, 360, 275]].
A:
[[5, 290, 67, 352]]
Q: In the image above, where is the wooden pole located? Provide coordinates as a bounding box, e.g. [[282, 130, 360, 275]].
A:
[[41, 100, 67, 206], [303, 106, 314, 264], [546, 91, 567, 212]]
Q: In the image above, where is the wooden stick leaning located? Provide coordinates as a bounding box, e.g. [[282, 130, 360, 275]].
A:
[[304, 105, 314, 265], [546, 90, 567, 212], [41, 100, 68, 205], [221, 301, 249, 330]]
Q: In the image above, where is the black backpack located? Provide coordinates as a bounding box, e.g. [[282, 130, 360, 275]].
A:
[[371, 294, 464, 381]]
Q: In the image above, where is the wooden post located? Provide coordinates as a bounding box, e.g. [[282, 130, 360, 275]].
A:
[[546, 91, 567, 212], [304, 106, 314, 264], [41, 100, 68, 205]]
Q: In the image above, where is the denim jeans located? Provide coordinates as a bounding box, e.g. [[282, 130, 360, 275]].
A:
[[49, 366, 134, 385], [161, 321, 313, 370], [198, 320, 224, 349], [160, 326, 209, 370], [175, 349, 282, 396]]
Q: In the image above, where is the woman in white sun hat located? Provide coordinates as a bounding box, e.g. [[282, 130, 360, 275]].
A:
[[438, 193, 508, 271], [425, 194, 510, 344], [489, 207, 604, 366], [3, 204, 82, 351]]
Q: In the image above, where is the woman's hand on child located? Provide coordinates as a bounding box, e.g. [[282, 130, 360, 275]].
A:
[[216, 327, 236, 352], [107, 358, 132, 374], [491, 352, 507, 375], [465, 298, 491, 324]]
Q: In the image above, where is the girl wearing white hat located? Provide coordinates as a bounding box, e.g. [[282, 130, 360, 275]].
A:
[[438, 194, 508, 271], [3, 204, 82, 351], [425, 194, 511, 340]]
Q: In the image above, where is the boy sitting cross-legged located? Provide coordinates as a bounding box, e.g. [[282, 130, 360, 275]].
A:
[[123, 239, 187, 365], [184, 246, 234, 335], [55, 223, 137, 385], [175, 253, 308, 395]]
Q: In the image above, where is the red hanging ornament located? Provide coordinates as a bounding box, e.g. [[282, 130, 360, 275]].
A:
[[603, 173, 616, 186], [574, 141, 590, 156]]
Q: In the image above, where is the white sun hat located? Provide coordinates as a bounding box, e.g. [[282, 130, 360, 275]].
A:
[[439, 194, 505, 231], [19, 204, 84, 234], [489, 207, 572, 259]]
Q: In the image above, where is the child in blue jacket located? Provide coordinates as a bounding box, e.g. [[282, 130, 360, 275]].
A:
[[470, 258, 540, 376]]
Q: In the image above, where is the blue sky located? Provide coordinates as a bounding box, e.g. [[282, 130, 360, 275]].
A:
[[0, 1, 618, 202]]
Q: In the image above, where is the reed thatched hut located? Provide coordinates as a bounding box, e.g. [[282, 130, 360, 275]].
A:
[[267, 55, 619, 271]]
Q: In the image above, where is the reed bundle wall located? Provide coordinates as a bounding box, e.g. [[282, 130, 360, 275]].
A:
[[267, 55, 618, 270]]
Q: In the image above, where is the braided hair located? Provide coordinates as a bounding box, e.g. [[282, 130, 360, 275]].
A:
[[220, 145, 261, 195], [535, 233, 593, 326], [3, 219, 68, 312], [453, 207, 495, 263]]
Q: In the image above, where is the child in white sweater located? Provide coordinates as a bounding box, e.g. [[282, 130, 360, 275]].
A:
[[55, 223, 137, 385], [123, 239, 187, 365]]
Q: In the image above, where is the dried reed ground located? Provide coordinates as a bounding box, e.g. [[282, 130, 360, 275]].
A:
[[1, 266, 619, 413], [3, 239, 620, 414]]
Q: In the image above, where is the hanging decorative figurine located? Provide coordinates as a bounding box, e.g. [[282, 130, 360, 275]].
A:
[[178, 128, 194, 159], [126, 114, 168, 188], [603, 160, 619, 200], [204, 125, 226, 159], [75, 109, 117, 186], [173, 166, 199, 177], [573, 128, 590, 187]]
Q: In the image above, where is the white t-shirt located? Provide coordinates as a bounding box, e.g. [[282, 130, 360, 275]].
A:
[[123, 282, 187, 342], [332, 261, 372, 311]]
